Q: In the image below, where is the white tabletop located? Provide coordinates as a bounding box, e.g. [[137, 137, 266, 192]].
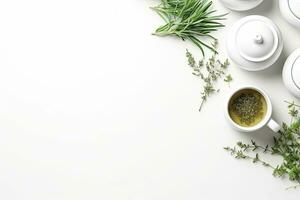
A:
[[0, 0, 300, 199]]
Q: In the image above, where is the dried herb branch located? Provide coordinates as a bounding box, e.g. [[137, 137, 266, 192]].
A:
[[186, 40, 230, 111], [225, 101, 300, 189], [152, 0, 226, 55]]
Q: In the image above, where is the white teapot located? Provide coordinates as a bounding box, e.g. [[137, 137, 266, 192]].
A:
[[226, 15, 283, 71]]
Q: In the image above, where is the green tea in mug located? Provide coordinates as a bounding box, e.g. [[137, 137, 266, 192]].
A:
[[228, 89, 267, 127]]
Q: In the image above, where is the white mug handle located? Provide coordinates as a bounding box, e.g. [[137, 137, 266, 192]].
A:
[[267, 118, 281, 133]]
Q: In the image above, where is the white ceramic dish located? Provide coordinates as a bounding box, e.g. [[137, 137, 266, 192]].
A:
[[279, 0, 300, 29], [219, 0, 264, 11], [282, 48, 300, 98], [226, 15, 283, 71]]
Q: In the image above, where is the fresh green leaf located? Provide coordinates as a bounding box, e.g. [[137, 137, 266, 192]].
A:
[[152, 0, 226, 55]]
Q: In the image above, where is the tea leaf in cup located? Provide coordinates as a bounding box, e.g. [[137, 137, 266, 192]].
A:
[[228, 89, 267, 127]]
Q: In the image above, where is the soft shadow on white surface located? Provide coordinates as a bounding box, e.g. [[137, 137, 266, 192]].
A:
[[244, 0, 275, 15], [220, 0, 274, 17]]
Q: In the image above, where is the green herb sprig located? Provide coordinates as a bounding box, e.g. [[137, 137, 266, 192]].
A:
[[186, 40, 230, 111], [225, 101, 300, 189], [224, 74, 233, 86], [152, 0, 226, 55]]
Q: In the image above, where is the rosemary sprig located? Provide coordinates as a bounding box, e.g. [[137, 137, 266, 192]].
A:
[[186, 40, 230, 111], [225, 101, 300, 189], [152, 0, 227, 55]]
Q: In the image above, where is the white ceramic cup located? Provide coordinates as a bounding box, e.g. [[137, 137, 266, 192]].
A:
[[225, 86, 281, 133]]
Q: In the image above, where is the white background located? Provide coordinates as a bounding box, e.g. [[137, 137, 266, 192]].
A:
[[0, 0, 300, 199]]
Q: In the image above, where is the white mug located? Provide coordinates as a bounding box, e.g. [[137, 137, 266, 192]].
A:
[[225, 86, 281, 133]]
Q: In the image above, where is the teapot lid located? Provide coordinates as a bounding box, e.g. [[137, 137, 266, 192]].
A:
[[236, 18, 279, 62], [226, 15, 283, 71], [283, 49, 300, 98]]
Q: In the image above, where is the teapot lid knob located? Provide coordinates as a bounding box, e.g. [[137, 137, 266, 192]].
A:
[[254, 35, 263, 44]]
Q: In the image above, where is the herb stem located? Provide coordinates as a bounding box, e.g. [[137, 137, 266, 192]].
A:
[[199, 100, 205, 112], [284, 100, 300, 107], [242, 154, 275, 169], [252, 145, 272, 153], [286, 184, 300, 190], [224, 146, 275, 169]]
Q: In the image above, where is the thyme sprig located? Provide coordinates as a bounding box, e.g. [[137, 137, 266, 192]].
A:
[[224, 74, 233, 87], [225, 101, 300, 189], [186, 40, 230, 111], [152, 0, 226, 55], [224, 146, 274, 169]]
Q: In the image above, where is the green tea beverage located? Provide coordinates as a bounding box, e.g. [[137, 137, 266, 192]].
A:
[[228, 89, 267, 127]]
